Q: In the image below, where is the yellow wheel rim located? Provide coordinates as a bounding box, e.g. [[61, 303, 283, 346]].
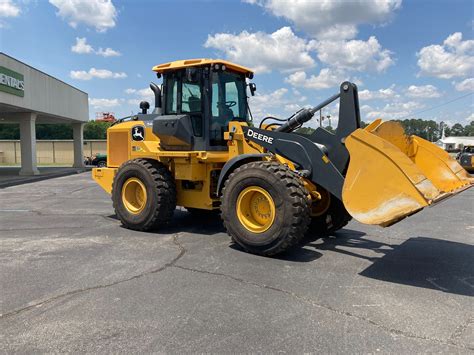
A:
[[236, 186, 276, 233], [122, 177, 147, 214], [311, 188, 331, 217]]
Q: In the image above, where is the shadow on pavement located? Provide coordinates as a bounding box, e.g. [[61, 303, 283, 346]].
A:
[[359, 237, 474, 296], [113, 209, 226, 236], [308, 230, 474, 296], [228, 242, 324, 262]]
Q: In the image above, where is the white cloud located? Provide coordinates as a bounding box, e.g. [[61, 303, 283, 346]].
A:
[[96, 47, 121, 57], [247, 87, 311, 123], [365, 101, 425, 120], [245, 0, 402, 40], [71, 37, 93, 54], [360, 104, 374, 114], [89, 98, 120, 108], [0, 0, 20, 17], [313, 36, 394, 73], [417, 32, 474, 79], [249, 88, 288, 119], [313, 24, 358, 41], [204, 27, 315, 73], [125, 87, 154, 106], [285, 68, 345, 90], [454, 78, 474, 92], [406, 84, 441, 98], [49, 0, 117, 32], [466, 113, 474, 122], [71, 37, 121, 57], [284, 103, 302, 112], [359, 86, 398, 100], [70, 68, 127, 80]]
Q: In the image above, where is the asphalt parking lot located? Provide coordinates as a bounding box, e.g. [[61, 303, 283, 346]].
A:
[[0, 172, 473, 353]]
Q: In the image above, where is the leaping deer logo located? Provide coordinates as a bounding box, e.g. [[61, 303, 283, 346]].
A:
[[132, 126, 144, 141]]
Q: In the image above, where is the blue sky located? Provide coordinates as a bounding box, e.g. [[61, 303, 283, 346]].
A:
[[1, 0, 473, 127]]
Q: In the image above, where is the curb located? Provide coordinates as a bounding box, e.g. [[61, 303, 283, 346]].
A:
[[0, 167, 92, 189]]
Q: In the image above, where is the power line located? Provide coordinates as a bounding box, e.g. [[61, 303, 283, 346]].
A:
[[398, 92, 473, 120]]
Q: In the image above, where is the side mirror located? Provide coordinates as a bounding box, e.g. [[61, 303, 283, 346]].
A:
[[249, 82, 257, 96]]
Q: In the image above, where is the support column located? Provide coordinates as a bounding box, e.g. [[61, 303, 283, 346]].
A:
[[19, 113, 40, 176], [73, 122, 85, 168]]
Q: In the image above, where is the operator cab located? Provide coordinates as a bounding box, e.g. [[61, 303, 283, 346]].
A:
[[151, 59, 254, 151]]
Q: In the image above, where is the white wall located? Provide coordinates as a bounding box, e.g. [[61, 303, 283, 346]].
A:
[[0, 53, 88, 122], [0, 140, 106, 165]]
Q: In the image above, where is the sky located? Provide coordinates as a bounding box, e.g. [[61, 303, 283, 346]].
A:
[[0, 0, 473, 128]]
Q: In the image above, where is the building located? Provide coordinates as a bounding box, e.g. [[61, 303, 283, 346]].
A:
[[436, 136, 474, 151], [435, 126, 474, 151], [0, 53, 88, 175]]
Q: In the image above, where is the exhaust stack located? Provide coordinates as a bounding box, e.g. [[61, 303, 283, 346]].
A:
[[150, 82, 162, 115]]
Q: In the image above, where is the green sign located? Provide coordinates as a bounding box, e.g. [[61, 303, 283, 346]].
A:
[[0, 66, 24, 97]]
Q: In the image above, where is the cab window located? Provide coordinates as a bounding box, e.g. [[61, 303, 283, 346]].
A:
[[182, 69, 203, 136], [210, 71, 248, 146], [182, 82, 201, 113], [165, 76, 178, 114], [164, 70, 203, 137]]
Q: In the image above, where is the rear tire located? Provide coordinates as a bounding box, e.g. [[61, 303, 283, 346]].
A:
[[221, 161, 311, 256], [112, 159, 176, 231]]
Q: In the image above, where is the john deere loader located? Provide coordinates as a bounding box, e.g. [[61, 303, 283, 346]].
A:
[[92, 59, 473, 256]]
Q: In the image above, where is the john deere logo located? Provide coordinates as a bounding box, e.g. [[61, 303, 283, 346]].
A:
[[246, 128, 274, 144], [132, 126, 145, 141], [0, 66, 24, 97]]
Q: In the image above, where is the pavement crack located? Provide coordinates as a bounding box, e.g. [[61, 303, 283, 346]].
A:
[[449, 315, 474, 342], [172, 264, 472, 350], [0, 233, 186, 320]]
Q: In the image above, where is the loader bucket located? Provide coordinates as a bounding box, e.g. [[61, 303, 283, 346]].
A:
[[342, 121, 473, 227], [369, 121, 473, 191]]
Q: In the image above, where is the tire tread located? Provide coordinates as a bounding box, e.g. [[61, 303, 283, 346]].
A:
[[112, 158, 176, 231], [221, 161, 311, 256]]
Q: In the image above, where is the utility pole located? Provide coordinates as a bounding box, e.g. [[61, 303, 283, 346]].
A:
[[319, 109, 322, 127]]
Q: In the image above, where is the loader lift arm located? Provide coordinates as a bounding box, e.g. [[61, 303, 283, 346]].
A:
[[241, 82, 361, 199]]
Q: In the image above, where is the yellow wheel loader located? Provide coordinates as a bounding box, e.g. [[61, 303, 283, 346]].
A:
[[92, 59, 473, 256]]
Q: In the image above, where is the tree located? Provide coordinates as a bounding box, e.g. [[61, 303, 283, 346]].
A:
[[450, 123, 465, 136], [36, 124, 73, 139], [395, 119, 441, 141], [0, 121, 112, 140], [463, 121, 474, 136], [295, 127, 315, 135], [83, 121, 112, 139], [0, 124, 19, 139]]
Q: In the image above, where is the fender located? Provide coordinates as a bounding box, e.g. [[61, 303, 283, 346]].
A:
[[217, 153, 270, 195]]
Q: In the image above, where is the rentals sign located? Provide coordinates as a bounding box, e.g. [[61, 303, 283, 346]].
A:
[[0, 66, 24, 97]]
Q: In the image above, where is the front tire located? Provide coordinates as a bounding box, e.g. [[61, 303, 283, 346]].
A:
[[306, 191, 352, 239], [221, 161, 311, 256], [112, 159, 176, 231]]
